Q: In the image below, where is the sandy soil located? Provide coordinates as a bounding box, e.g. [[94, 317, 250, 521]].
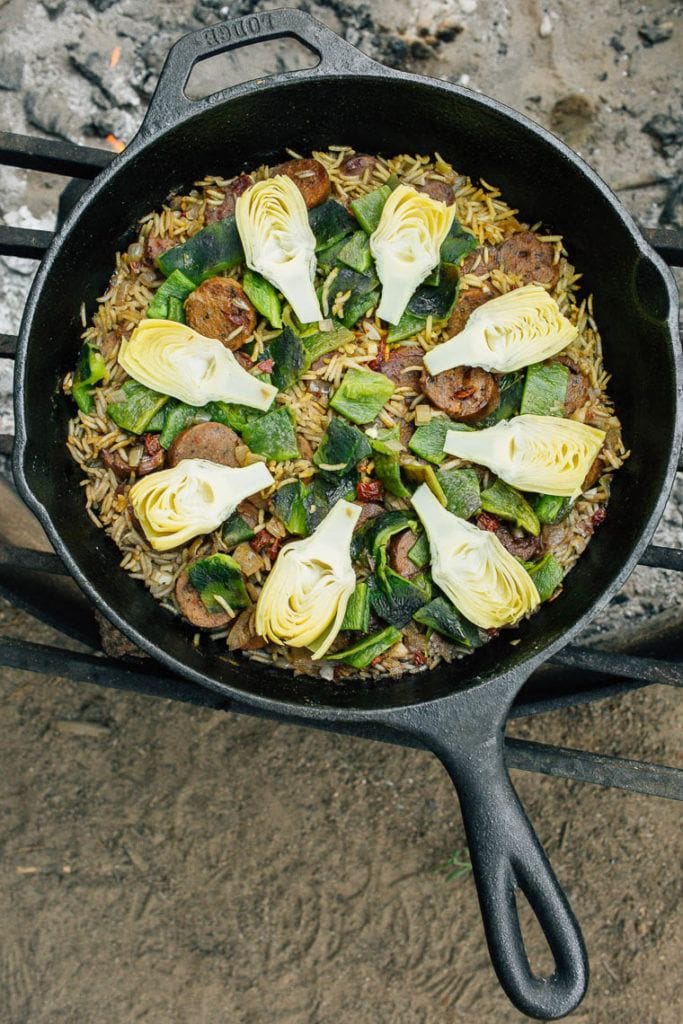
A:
[[0, 1, 681, 1022]]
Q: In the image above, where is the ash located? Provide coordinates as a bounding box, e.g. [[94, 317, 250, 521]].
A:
[[0, 0, 681, 631]]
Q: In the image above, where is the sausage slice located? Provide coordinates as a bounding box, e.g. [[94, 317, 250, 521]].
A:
[[387, 529, 420, 578], [415, 180, 455, 206], [497, 230, 560, 289], [353, 501, 384, 528], [204, 173, 254, 224], [377, 345, 424, 388], [175, 565, 232, 629], [444, 286, 492, 337], [227, 607, 266, 651], [495, 525, 543, 561], [184, 277, 256, 350], [168, 422, 240, 468], [420, 366, 500, 422], [273, 158, 331, 208], [145, 235, 176, 266], [459, 246, 500, 278], [562, 362, 590, 415], [339, 153, 378, 178]]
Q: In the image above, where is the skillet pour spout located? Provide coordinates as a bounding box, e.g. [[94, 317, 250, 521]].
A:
[[12, 8, 682, 1020]]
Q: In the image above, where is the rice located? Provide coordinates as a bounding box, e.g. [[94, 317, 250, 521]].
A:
[[65, 147, 625, 681]]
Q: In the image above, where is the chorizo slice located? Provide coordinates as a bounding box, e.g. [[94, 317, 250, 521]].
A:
[[494, 525, 543, 562], [204, 173, 254, 224], [444, 286, 492, 337], [184, 277, 256, 350], [415, 179, 455, 206], [459, 245, 500, 278], [387, 529, 420, 578], [376, 345, 424, 388], [497, 230, 560, 289], [339, 152, 378, 178], [175, 565, 232, 630], [353, 501, 384, 528], [168, 422, 240, 468], [273, 158, 331, 208], [420, 366, 500, 423]]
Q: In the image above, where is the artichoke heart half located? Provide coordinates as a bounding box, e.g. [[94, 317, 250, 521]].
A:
[[444, 414, 605, 497], [235, 175, 322, 325], [129, 459, 274, 551], [119, 319, 277, 410], [411, 484, 540, 629], [370, 184, 455, 325], [424, 284, 578, 376], [254, 499, 361, 659]]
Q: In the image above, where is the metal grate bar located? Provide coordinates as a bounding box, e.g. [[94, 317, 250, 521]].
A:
[[0, 225, 53, 259], [0, 334, 17, 358], [0, 544, 64, 575], [0, 131, 112, 178], [550, 645, 683, 687], [505, 737, 683, 801], [638, 545, 683, 571], [642, 225, 683, 266]]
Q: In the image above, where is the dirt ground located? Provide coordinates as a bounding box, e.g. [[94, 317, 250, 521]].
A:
[[0, 0, 682, 1022]]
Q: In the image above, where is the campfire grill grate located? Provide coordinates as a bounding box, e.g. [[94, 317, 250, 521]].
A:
[[1, 129, 682, 803]]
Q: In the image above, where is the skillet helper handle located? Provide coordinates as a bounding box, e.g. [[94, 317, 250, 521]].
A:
[[432, 716, 588, 1020], [141, 8, 377, 133]]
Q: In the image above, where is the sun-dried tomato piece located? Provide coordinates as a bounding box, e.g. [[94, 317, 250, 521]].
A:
[[356, 479, 384, 502], [592, 507, 607, 528], [477, 512, 500, 532], [256, 358, 274, 373]]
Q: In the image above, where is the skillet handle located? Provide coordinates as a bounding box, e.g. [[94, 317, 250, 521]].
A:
[[140, 8, 379, 134], [397, 678, 588, 1020]]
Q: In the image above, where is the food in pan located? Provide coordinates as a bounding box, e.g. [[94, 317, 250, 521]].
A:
[[65, 147, 626, 679]]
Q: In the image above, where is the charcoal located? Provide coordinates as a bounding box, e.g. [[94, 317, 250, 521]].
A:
[[642, 113, 683, 158], [638, 20, 674, 47]]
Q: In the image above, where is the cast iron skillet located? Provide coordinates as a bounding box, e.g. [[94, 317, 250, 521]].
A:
[[13, 9, 682, 1019]]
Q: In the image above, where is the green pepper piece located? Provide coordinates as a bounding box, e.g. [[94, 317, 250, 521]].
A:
[[368, 570, 432, 628], [402, 463, 448, 506], [314, 416, 371, 477], [436, 467, 481, 519], [350, 184, 392, 234], [146, 268, 196, 319], [206, 401, 263, 433], [72, 342, 107, 414], [330, 366, 395, 425], [303, 472, 358, 532], [352, 509, 415, 562], [107, 380, 169, 434], [342, 288, 380, 328], [521, 361, 569, 417], [308, 199, 355, 251], [480, 479, 540, 536], [408, 277, 458, 320], [146, 408, 167, 432], [408, 531, 430, 569], [303, 324, 355, 365], [477, 372, 524, 428], [424, 265, 441, 288], [369, 425, 411, 499], [166, 296, 186, 323], [159, 401, 198, 449], [222, 511, 256, 548], [263, 328, 306, 391], [157, 216, 243, 283], [408, 415, 463, 464], [533, 493, 574, 525], [524, 553, 564, 602], [242, 405, 299, 462], [328, 625, 402, 668], [187, 553, 250, 614], [242, 269, 283, 328], [337, 230, 373, 274], [272, 480, 309, 536], [413, 596, 483, 647], [316, 235, 351, 274], [341, 582, 370, 632], [387, 309, 427, 343], [440, 220, 478, 265]]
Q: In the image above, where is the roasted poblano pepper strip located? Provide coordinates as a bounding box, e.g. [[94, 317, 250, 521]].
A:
[[477, 372, 524, 428], [408, 530, 430, 569], [350, 184, 392, 234], [107, 380, 169, 434], [521, 361, 569, 417], [368, 570, 432, 628], [480, 479, 540, 536], [337, 230, 373, 274], [187, 554, 250, 614], [222, 510, 256, 547], [207, 401, 263, 434], [387, 309, 427, 344], [342, 288, 380, 328], [157, 216, 244, 283], [436, 467, 481, 519], [303, 324, 355, 365], [158, 401, 198, 449], [352, 509, 414, 562], [328, 626, 402, 668], [369, 426, 410, 499], [313, 416, 371, 477], [340, 582, 370, 631], [146, 268, 196, 319], [402, 463, 448, 506], [241, 405, 299, 461], [263, 328, 306, 392], [303, 472, 357, 532], [387, 279, 458, 342], [533, 493, 574, 525], [413, 596, 483, 648], [308, 199, 355, 251], [408, 416, 463, 464], [72, 342, 107, 414], [242, 269, 283, 328], [524, 553, 564, 602], [330, 366, 395, 425], [440, 220, 478, 266], [272, 481, 309, 536]]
